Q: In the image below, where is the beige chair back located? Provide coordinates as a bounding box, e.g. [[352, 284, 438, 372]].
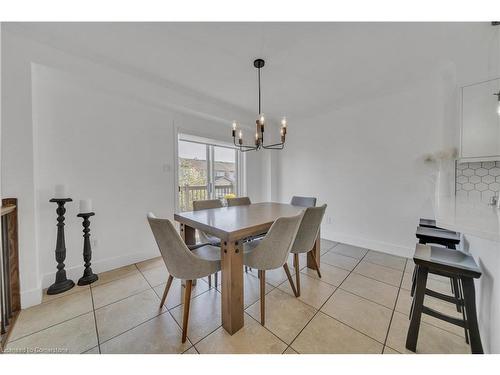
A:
[[193, 199, 223, 211], [290, 196, 317, 207], [227, 196, 251, 207], [147, 214, 219, 280], [244, 211, 304, 270], [291, 204, 327, 254]]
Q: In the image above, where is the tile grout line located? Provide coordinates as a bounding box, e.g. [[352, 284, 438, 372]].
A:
[[96, 262, 198, 350], [284, 247, 368, 353], [133, 263, 198, 352], [88, 283, 102, 354], [11, 245, 460, 354], [381, 258, 408, 354], [6, 308, 94, 345], [194, 283, 285, 351], [243, 311, 290, 351], [38, 286, 90, 305], [139, 262, 247, 350]]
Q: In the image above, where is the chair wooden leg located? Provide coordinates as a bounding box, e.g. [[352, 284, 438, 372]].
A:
[[283, 263, 298, 297], [461, 277, 483, 354], [245, 266, 248, 273], [405, 266, 428, 352], [160, 275, 174, 308], [294, 254, 301, 297], [259, 270, 265, 325], [310, 251, 322, 278], [214, 272, 218, 288], [182, 280, 193, 343], [208, 274, 212, 288]]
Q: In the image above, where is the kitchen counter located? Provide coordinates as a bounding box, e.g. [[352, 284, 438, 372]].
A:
[[435, 197, 500, 242]]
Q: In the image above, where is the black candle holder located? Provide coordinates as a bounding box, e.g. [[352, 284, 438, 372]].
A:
[[77, 212, 98, 285], [47, 198, 75, 295]]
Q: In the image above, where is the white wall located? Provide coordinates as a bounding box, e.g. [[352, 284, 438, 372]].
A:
[[1, 29, 266, 307], [277, 78, 445, 257], [464, 234, 500, 354], [32, 64, 177, 288]]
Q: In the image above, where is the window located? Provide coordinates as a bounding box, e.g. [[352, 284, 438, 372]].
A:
[[177, 134, 241, 211]]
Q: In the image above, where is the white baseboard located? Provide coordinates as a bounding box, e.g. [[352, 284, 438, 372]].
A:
[[326, 231, 414, 258], [20, 286, 43, 309], [41, 250, 159, 289]]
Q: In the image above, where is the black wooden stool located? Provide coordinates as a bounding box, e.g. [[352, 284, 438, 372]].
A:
[[413, 226, 464, 317], [406, 244, 483, 354], [416, 226, 461, 249]]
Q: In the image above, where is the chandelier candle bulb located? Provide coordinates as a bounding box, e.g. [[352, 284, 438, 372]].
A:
[[79, 199, 93, 214]]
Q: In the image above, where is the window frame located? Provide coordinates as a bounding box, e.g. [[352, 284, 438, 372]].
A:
[[175, 130, 245, 212]]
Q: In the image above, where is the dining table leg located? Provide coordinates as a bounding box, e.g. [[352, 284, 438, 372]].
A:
[[221, 239, 244, 335], [306, 230, 321, 271], [180, 223, 196, 246]]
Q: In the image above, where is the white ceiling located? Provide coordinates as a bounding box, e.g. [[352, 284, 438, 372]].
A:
[[6, 22, 497, 118]]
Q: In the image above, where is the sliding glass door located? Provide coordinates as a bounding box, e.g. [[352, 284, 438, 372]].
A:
[[178, 138, 239, 212]]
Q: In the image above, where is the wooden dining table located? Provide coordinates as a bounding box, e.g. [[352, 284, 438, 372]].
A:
[[174, 202, 321, 335]]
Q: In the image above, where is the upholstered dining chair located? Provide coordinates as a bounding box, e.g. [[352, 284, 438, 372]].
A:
[[193, 199, 222, 287], [147, 213, 221, 343], [286, 204, 327, 297], [227, 196, 251, 207], [243, 211, 304, 325], [291, 196, 317, 207]]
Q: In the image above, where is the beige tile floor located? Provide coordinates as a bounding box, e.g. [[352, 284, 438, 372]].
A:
[[3, 240, 473, 354]]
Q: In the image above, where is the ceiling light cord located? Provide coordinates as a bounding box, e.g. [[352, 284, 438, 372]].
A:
[[258, 66, 262, 115]]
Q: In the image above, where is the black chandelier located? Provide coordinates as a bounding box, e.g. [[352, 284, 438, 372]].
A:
[[232, 59, 287, 152]]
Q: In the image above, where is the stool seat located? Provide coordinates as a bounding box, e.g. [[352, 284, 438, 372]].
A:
[[414, 244, 481, 279], [416, 226, 461, 245], [419, 218, 437, 228]]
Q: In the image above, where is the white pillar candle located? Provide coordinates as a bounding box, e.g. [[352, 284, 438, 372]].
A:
[[54, 184, 67, 199], [79, 199, 93, 213]]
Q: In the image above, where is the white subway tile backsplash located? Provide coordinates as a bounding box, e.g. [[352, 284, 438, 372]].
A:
[[490, 167, 500, 177], [476, 168, 488, 177], [475, 182, 488, 192], [456, 161, 500, 203], [482, 161, 496, 169], [462, 182, 474, 191], [469, 175, 481, 184], [489, 182, 500, 191], [482, 175, 495, 184]]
